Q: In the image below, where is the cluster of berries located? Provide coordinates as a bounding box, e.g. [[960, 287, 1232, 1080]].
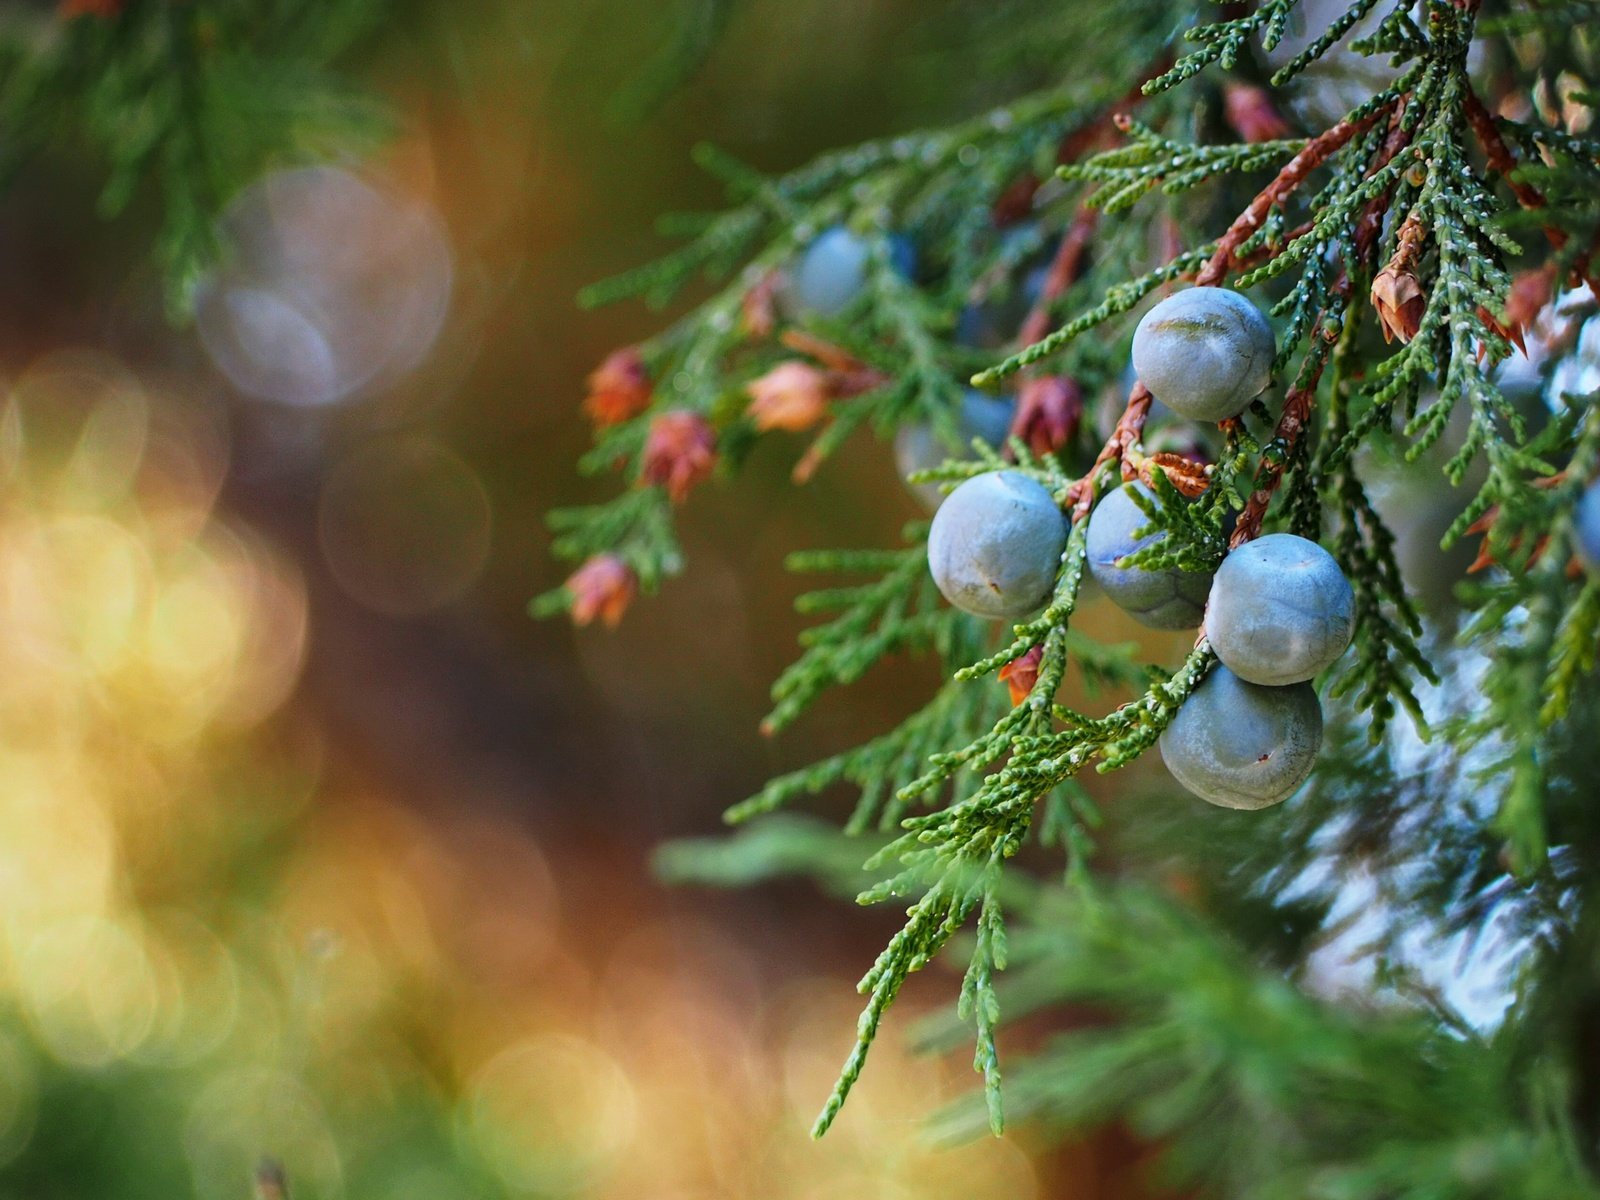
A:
[[925, 287, 1355, 812]]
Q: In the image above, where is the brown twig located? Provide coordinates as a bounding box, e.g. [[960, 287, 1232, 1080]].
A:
[[1354, 106, 1416, 260], [994, 207, 1100, 464], [1058, 70, 1166, 165], [1205, 108, 1407, 543], [1017, 206, 1099, 348], [1067, 382, 1153, 522], [1194, 101, 1396, 288], [1464, 89, 1552, 225], [1064, 103, 1392, 527], [991, 57, 1172, 225], [1227, 343, 1335, 549], [780, 329, 874, 377]]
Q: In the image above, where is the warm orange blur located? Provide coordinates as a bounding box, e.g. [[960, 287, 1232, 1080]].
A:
[[0, 350, 1093, 1195]]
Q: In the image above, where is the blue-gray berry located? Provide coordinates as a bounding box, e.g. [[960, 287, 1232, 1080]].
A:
[[1131, 287, 1275, 421], [1575, 479, 1600, 578], [927, 470, 1066, 620], [1206, 533, 1355, 685], [786, 227, 916, 318], [956, 264, 1048, 349], [895, 390, 1017, 511], [1084, 482, 1213, 630], [1159, 665, 1323, 810]]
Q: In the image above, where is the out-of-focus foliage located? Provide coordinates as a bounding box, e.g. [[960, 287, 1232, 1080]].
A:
[[0, 1, 389, 314], [674, 677, 1600, 1198]]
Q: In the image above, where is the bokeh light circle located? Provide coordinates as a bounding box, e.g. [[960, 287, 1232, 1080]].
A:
[[462, 1033, 638, 1192], [196, 166, 452, 407], [185, 1069, 343, 1200], [16, 915, 159, 1068], [317, 435, 492, 615]]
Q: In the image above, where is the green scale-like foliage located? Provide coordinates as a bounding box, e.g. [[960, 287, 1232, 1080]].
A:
[[543, 0, 1600, 1186]]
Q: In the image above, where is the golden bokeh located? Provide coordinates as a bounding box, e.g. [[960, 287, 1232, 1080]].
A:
[[0, 350, 1057, 1198]]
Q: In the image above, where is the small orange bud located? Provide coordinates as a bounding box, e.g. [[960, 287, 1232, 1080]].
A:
[[641, 410, 717, 503], [742, 270, 782, 338], [566, 554, 638, 628], [583, 347, 652, 428], [746, 361, 833, 433], [1138, 452, 1212, 498], [1371, 267, 1426, 344], [998, 645, 1045, 707]]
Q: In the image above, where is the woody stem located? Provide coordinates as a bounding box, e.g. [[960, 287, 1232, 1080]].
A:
[[1194, 100, 1396, 288]]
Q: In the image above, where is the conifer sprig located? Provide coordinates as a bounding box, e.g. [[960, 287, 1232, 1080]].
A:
[[1456, 400, 1600, 872], [920, 878, 1600, 1199], [1143, 0, 1304, 95], [537, 5, 1197, 620], [761, 531, 959, 737], [549, 0, 1600, 1147]]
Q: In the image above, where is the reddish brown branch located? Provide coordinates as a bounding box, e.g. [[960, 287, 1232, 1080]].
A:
[[1195, 101, 1396, 288], [779, 329, 875, 377], [1227, 348, 1334, 550], [1219, 114, 1412, 547], [1464, 89, 1552, 226], [1057, 60, 1173, 165], [1065, 102, 1391, 527], [1354, 108, 1416, 260], [992, 56, 1172, 225], [1018, 207, 1099, 347], [1067, 382, 1153, 522], [1183, 109, 1403, 547]]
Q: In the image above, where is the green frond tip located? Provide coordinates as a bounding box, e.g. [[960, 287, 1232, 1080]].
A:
[[763, 533, 956, 737], [652, 814, 890, 897], [726, 662, 1007, 834], [1142, 0, 1303, 95], [970, 248, 1211, 387], [959, 891, 1009, 1135], [1541, 580, 1600, 727], [812, 811, 1028, 1139], [527, 587, 573, 621]]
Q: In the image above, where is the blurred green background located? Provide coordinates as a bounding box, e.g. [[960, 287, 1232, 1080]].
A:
[[0, 2, 1190, 1196]]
